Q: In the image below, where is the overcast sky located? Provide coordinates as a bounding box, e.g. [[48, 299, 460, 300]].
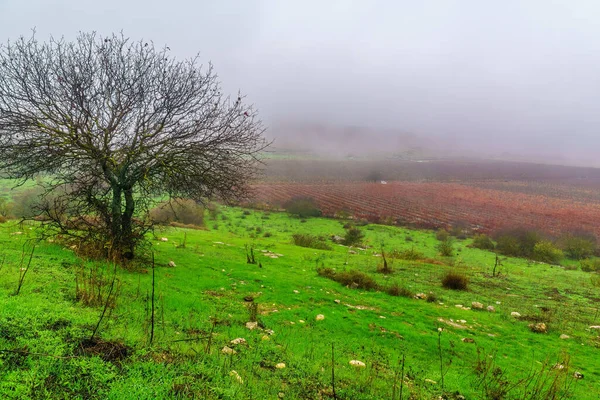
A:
[[1, 0, 599, 164]]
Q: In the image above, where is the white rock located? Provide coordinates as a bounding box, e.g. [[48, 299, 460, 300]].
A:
[[560, 334, 570, 340], [334, 299, 341, 304], [168, 260, 176, 267], [589, 326, 600, 330], [293, 290, 299, 294], [222, 346, 237, 355], [511, 312, 521, 317], [275, 363, 286, 369], [160, 237, 168, 242], [316, 314, 325, 321], [246, 321, 258, 330], [486, 306, 496, 312], [229, 370, 243, 383], [230, 338, 247, 345], [455, 304, 463, 308], [349, 360, 366, 367], [471, 302, 484, 310]]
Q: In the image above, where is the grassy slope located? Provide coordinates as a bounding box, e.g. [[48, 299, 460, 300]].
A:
[[0, 208, 599, 399]]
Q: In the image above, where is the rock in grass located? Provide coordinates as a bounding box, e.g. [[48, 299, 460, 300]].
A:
[[574, 371, 584, 379], [230, 338, 247, 345], [461, 337, 475, 343], [471, 301, 484, 310], [424, 379, 437, 384], [229, 370, 243, 383], [246, 321, 258, 330], [415, 293, 427, 300], [160, 237, 168, 242], [529, 322, 547, 333], [486, 305, 496, 312], [349, 360, 366, 368], [560, 334, 570, 340], [315, 314, 325, 321], [590, 325, 600, 330], [275, 363, 286, 369], [511, 312, 521, 317], [222, 346, 237, 355], [168, 260, 176, 267]]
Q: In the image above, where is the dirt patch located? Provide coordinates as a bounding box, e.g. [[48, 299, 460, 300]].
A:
[[76, 338, 131, 362]]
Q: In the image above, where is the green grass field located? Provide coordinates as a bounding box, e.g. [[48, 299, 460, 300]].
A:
[[0, 207, 599, 399]]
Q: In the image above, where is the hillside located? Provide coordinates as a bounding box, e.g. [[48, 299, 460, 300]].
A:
[[0, 207, 599, 399]]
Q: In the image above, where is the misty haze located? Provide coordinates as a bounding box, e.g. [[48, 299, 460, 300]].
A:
[[0, 1, 599, 399]]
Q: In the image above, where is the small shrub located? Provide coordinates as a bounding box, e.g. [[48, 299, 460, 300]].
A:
[[317, 268, 379, 291], [442, 271, 469, 290], [263, 232, 272, 238], [560, 232, 596, 260], [292, 234, 332, 250], [405, 235, 413, 242], [471, 234, 495, 250], [0, 215, 6, 223], [343, 226, 364, 246], [283, 196, 322, 218], [532, 241, 563, 264], [438, 238, 455, 257], [436, 229, 450, 242], [426, 292, 439, 303], [580, 258, 600, 272], [386, 283, 413, 298], [495, 228, 541, 258], [149, 199, 204, 226], [390, 247, 425, 260]]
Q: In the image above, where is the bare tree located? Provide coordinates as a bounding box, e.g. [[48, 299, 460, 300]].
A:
[[0, 32, 267, 259]]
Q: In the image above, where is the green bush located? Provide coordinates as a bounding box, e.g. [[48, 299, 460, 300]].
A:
[[471, 234, 495, 250], [580, 258, 600, 272], [386, 283, 413, 298], [441, 271, 469, 290], [436, 229, 450, 242], [283, 196, 322, 218], [390, 247, 425, 260], [149, 199, 204, 226], [532, 241, 563, 264], [495, 228, 541, 258], [292, 233, 332, 250], [343, 226, 364, 246], [317, 268, 379, 291], [560, 233, 596, 260], [437, 238, 454, 257]]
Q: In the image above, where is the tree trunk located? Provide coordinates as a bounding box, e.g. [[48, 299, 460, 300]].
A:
[[111, 185, 122, 253], [121, 188, 136, 259]]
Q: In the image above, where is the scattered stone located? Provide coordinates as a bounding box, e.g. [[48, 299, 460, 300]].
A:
[[455, 304, 464, 308], [265, 329, 275, 335], [511, 312, 521, 317], [496, 301, 501, 304], [278, 392, 285, 399], [349, 360, 366, 368], [529, 322, 547, 333], [573, 371, 584, 379], [246, 321, 258, 330], [334, 299, 341, 304], [589, 326, 600, 330], [160, 237, 168, 242], [471, 302, 484, 310], [486, 305, 496, 312], [275, 363, 286, 369], [229, 370, 243, 383], [298, 320, 305, 324], [560, 334, 570, 340], [222, 346, 237, 355], [461, 338, 475, 343], [230, 338, 247, 345], [415, 293, 427, 300], [379, 315, 386, 319], [168, 260, 176, 267], [316, 314, 325, 321], [293, 290, 299, 294], [424, 379, 437, 385], [552, 363, 565, 370], [458, 319, 467, 324]]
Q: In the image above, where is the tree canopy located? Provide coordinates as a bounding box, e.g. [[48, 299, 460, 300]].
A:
[[0, 32, 267, 259]]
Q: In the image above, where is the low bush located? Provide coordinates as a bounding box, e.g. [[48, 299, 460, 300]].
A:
[[471, 234, 495, 250], [495, 228, 541, 258], [580, 258, 600, 272], [389, 247, 425, 260], [317, 268, 379, 291], [343, 226, 364, 246], [560, 232, 596, 260], [292, 233, 332, 250], [386, 283, 413, 298], [438, 238, 455, 257], [149, 199, 205, 227], [283, 196, 322, 218], [436, 229, 450, 242], [532, 241, 563, 264], [442, 271, 469, 290]]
